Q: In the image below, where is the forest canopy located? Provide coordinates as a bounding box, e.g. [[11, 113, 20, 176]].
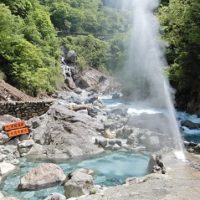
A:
[[0, 0, 130, 95], [0, 0, 199, 112]]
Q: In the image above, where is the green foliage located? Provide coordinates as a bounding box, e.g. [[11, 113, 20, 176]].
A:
[[42, 0, 130, 34], [63, 35, 109, 70], [62, 32, 128, 73], [107, 33, 128, 72], [0, 0, 130, 95], [0, 2, 62, 95], [0, 0, 33, 18], [159, 0, 200, 108]]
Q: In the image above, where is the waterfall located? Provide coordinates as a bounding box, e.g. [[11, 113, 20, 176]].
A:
[[121, 0, 185, 160]]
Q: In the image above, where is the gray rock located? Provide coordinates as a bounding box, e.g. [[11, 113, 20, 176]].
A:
[[127, 127, 163, 151], [64, 183, 85, 199], [0, 132, 10, 144], [66, 50, 77, 63], [65, 77, 76, 90], [0, 193, 20, 200], [0, 145, 20, 164], [148, 154, 166, 174], [18, 139, 34, 148], [112, 93, 121, 99], [112, 144, 121, 150], [74, 88, 82, 94], [194, 144, 200, 153], [44, 193, 66, 200], [76, 76, 91, 89], [116, 126, 133, 139], [19, 163, 66, 190], [87, 107, 99, 118], [104, 118, 127, 131], [181, 120, 200, 129], [64, 168, 94, 199], [109, 107, 128, 117], [95, 138, 107, 148], [0, 154, 6, 162], [0, 162, 16, 176]]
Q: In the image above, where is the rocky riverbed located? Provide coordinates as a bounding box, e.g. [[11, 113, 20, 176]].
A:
[[0, 78, 200, 199]]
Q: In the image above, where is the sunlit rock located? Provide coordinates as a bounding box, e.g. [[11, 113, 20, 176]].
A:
[[0, 162, 16, 177], [18, 163, 66, 190], [44, 193, 66, 200], [64, 168, 94, 199]]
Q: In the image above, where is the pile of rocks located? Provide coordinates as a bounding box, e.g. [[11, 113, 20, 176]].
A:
[[0, 101, 53, 120]]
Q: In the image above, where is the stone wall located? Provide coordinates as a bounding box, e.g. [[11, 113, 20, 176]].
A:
[[0, 101, 53, 119]]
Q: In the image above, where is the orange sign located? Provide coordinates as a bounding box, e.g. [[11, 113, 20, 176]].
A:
[[7, 127, 29, 138], [3, 121, 26, 131]]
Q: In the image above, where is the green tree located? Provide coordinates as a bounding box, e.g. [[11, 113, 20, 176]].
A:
[[159, 0, 200, 109]]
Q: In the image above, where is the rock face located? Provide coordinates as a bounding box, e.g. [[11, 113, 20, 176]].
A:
[[64, 168, 94, 199], [74, 68, 115, 93], [28, 103, 104, 159], [18, 163, 66, 190]]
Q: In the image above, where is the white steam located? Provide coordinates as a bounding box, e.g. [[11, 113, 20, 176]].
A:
[[120, 0, 185, 159]]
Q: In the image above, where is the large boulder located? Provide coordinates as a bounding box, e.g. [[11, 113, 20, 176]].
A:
[[64, 168, 94, 199], [18, 163, 66, 190]]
